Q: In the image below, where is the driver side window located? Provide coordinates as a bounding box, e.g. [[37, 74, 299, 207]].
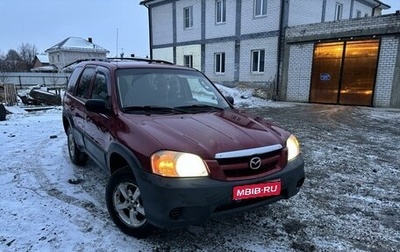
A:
[[91, 72, 109, 103]]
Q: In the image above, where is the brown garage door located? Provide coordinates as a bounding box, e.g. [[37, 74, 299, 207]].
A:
[[309, 39, 380, 106]]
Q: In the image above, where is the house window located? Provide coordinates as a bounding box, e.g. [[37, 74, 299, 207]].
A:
[[183, 6, 193, 29], [356, 10, 361, 18], [254, 0, 267, 17], [184, 55, 193, 68], [335, 3, 343, 21], [57, 55, 60, 62], [251, 50, 265, 73], [216, 0, 226, 24], [215, 53, 225, 73]]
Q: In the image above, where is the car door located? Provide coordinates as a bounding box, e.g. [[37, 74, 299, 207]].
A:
[[84, 66, 112, 169], [71, 66, 96, 149]]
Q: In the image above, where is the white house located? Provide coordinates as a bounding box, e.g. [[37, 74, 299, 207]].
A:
[[45, 37, 109, 71]]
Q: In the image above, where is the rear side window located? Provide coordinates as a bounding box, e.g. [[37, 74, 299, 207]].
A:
[[76, 67, 95, 99], [66, 66, 83, 93]]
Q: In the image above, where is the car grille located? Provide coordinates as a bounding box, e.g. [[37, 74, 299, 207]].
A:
[[215, 148, 287, 181]]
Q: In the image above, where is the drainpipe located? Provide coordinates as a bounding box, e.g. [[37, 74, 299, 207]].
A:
[[276, 0, 286, 100], [141, 2, 153, 59]]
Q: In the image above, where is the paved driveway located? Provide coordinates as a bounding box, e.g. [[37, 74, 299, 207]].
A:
[[148, 103, 400, 251]]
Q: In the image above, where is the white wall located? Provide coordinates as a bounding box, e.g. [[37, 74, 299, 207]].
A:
[[176, 0, 202, 42], [288, 0, 323, 26], [239, 37, 278, 83], [176, 44, 202, 70], [204, 42, 236, 83], [151, 3, 174, 45], [152, 47, 174, 63]]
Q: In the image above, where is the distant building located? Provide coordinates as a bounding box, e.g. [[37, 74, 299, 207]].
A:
[[31, 54, 58, 72], [45, 37, 109, 71], [141, 0, 400, 108]]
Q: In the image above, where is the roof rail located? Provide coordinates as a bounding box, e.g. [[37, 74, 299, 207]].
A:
[[107, 57, 174, 65], [62, 57, 175, 73]]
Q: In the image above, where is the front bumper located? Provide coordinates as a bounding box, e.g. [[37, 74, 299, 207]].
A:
[[135, 154, 305, 229]]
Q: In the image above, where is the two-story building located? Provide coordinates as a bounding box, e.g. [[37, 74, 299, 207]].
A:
[[45, 37, 109, 71], [141, 0, 400, 108]]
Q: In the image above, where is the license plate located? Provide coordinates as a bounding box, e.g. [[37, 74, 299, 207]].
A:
[[232, 180, 281, 200]]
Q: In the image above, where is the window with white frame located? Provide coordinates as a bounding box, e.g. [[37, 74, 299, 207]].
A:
[[251, 50, 265, 73], [356, 10, 361, 18], [335, 3, 343, 21], [254, 0, 267, 17], [183, 6, 193, 29], [215, 52, 225, 74], [216, 0, 226, 24], [184, 55, 193, 68]]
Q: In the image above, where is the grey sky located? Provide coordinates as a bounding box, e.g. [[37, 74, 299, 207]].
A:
[[0, 0, 149, 57], [0, 0, 399, 58]]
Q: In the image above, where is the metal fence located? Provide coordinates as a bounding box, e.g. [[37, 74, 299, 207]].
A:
[[0, 72, 70, 89]]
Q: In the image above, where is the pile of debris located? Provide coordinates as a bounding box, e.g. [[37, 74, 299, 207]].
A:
[[19, 84, 62, 106]]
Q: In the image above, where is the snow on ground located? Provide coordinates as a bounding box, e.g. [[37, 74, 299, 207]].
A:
[[1, 85, 399, 251]]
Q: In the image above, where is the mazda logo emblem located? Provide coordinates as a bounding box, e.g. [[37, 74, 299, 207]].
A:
[[249, 157, 262, 170]]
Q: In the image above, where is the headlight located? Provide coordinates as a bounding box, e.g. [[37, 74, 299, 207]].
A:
[[151, 151, 209, 177], [286, 134, 300, 161]]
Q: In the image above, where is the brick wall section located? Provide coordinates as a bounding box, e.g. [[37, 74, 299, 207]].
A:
[[176, 0, 202, 43], [151, 3, 174, 45], [288, 0, 323, 26], [204, 42, 236, 84], [374, 36, 399, 107], [239, 37, 278, 83], [286, 44, 314, 102], [204, 0, 236, 39], [286, 13, 400, 42], [240, 0, 280, 35]]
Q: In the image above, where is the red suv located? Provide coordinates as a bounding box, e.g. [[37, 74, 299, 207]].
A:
[[62, 58, 305, 238]]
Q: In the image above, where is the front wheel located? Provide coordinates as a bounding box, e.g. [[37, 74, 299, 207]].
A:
[[106, 168, 155, 238]]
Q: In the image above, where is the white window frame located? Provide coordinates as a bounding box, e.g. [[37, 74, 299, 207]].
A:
[[356, 10, 361, 18], [335, 3, 343, 21], [184, 55, 193, 68], [183, 6, 193, 29], [251, 49, 265, 73], [254, 0, 267, 17], [216, 0, 226, 24], [214, 52, 225, 74]]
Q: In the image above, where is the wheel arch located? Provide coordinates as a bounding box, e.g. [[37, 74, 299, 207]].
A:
[[107, 142, 144, 177]]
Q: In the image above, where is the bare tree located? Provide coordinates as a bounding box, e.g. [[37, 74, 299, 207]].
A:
[[19, 43, 37, 62], [18, 43, 37, 71]]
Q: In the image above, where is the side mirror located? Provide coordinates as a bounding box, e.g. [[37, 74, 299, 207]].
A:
[[226, 96, 234, 105], [85, 99, 110, 114]]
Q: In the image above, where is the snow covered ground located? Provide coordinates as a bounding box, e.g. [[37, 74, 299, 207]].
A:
[[0, 85, 399, 251]]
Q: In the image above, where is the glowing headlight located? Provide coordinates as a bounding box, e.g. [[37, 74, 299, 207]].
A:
[[286, 134, 300, 161], [151, 151, 209, 177]]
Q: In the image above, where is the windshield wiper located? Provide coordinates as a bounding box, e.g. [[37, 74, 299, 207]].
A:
[[176, 104, 224, 112], [121, 105, 188, 114]]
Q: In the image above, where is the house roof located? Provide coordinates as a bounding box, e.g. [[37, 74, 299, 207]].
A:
[[140, 0, 390, 9], [35, 54, 49, 64], [45, 37, 110, 53]]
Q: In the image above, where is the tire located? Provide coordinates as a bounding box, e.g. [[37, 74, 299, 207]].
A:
[[67, 127, 88, 165], [106, 168, 155, 238], [0, 104, 6, 121]]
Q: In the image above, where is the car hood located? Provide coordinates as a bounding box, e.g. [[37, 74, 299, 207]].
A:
[[126, 109, 289, 159]]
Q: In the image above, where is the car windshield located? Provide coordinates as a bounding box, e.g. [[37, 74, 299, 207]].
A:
[[116, 68, 230, 112]]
